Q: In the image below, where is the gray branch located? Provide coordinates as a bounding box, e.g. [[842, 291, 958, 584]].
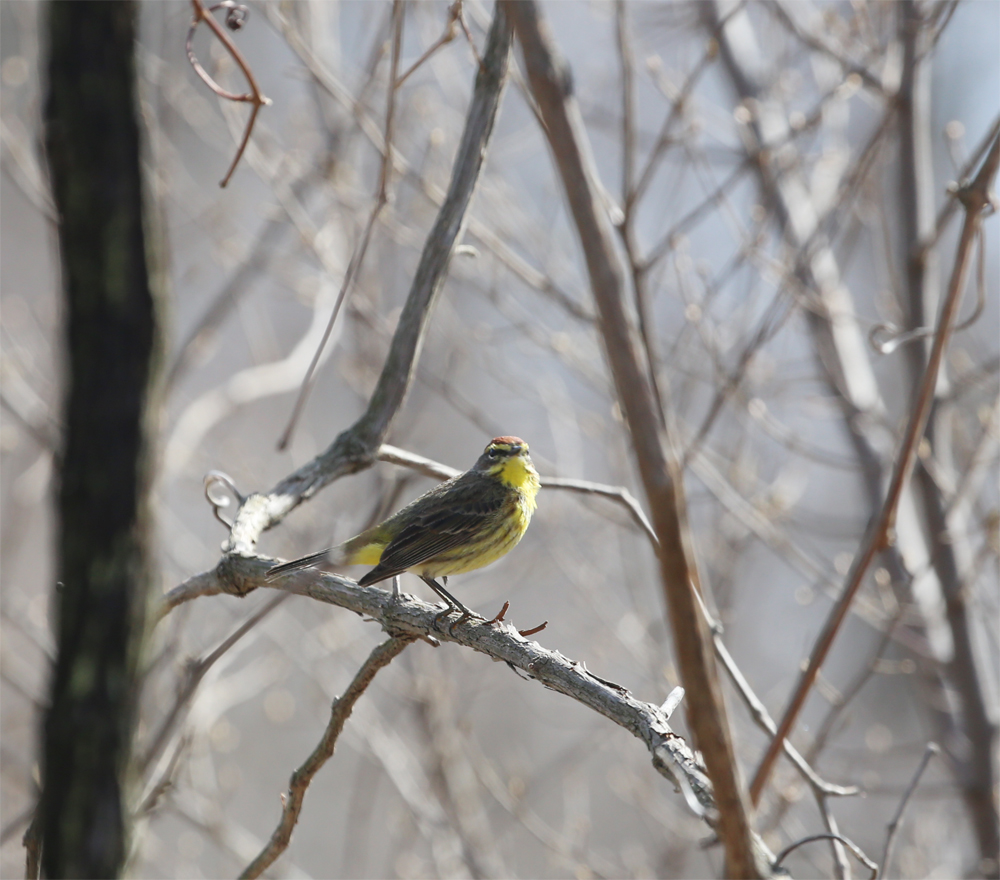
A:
[[165, 554, 720, 825]]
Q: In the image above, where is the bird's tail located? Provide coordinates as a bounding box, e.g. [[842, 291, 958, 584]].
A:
[[267, 526, 387, 581], [266, 548, 338, 580]]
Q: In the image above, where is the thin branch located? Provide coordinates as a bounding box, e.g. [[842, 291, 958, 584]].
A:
[[877, 743, 940, 879], [616, 0, 635, 207], [239, 637, 413, 879], [615, 0, 666, 431], [138, 593, 289, 777], [541, 477, 657, 548], [767, 0, 884, 94], [759, 611, 908, 836], [504, 3, 767, 875], [275, 1, 404, 451], [631, 47, 715, 208], [395, 1, 461, 88], [135, 734, 191, 818], [815, 794, 851, 880], [749, 132, 1000, 805], [775, 833, 878, 879], [929, 114, 1000, 250], [898, 6, 999, 865], [187, 0, 271, 187], [156, 569, 224, 621], [713, 635, 859, 799]]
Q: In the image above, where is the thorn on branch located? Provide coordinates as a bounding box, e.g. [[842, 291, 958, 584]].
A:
[[485, 599, 546, 636], [485, 600, 511, 625]]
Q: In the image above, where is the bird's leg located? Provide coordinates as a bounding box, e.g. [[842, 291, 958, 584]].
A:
[[420, 576, 480, 634], [391, 575, 400, 601]]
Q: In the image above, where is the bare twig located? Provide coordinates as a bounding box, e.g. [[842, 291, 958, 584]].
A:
[[877, 743, 940, 879], [713, 635, 859, 799], [767, 0, 884, 94], [504, 3, 767, 875], [542, 477, 658, 548], [156, 569, 223, 620], [395, 1, 461, 88], [898, 5, 999, 866], [135, 734, 191, 818], [187, 0, 271, 187], [775, 832, 878, 879], [239, 637, 413, 879], [750, 132, 1000, 805], [139, 593, 289, 776], [275, 1, 404, 451], [615, 0, 666, 430], [815, 795, 851, 880]]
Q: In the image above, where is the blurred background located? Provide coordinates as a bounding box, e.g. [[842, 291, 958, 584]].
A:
[[2, 1, 997, 877]]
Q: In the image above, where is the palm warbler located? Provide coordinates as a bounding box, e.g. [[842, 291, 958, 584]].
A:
[[267, 436, 540, 626]]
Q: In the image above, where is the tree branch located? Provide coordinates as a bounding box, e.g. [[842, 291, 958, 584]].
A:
[[503, 3, 767, 875], [160, 555, 722, 830], [877, 743, 939, 879], [217, 2, 513, 557], [239, 636, 414, 879], [750, 131, 1000, 805]]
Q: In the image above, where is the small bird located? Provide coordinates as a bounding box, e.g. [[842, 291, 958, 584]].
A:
[[267, 436, 540, 628]]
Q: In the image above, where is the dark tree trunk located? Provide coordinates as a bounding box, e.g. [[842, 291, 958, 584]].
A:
[[41, 1, 160, 876]]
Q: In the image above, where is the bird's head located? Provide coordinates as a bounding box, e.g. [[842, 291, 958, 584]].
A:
[[475, 436, 538, 490]]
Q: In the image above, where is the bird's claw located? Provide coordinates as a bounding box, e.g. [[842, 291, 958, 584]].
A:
[[433, 605, 484, 636]]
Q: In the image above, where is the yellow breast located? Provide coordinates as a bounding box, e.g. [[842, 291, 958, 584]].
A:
[[500, 456, 540, 512]]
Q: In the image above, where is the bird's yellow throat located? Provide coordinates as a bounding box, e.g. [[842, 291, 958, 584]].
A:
[[498, 455, 540, 506]]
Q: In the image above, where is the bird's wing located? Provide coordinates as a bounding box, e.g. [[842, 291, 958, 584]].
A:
[[358, 491, 506, 585]]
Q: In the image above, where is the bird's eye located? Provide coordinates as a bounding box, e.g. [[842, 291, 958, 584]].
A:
[[488, 447, 500, 458]]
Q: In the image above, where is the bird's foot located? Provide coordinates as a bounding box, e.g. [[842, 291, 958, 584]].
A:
[[433, 604, 483, 636]]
